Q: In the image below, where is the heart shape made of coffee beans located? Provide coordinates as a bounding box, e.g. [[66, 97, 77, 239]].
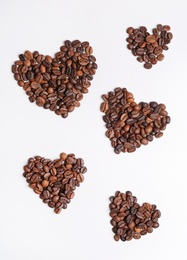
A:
[[23, 153, 87, 214], [109, 191, 161, 242], [12, 40, 98, 118], [126, 24, 173, 69], [100, 87, 171, 154]]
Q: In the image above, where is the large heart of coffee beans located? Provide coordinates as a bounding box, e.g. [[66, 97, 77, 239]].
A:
[[126, 24, 173, 69], [23, 153, 87, 214], [12, 40, 97, 118], [100, 87, 171, 154], [109, 191, 161, 242]]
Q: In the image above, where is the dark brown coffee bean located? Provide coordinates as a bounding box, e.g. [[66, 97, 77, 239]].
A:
[[136, 48, 144, 56], [166, 116, 171, 124], [26, 71, 34, 80], [130, 207, 137, 215], [167, 32, 173, 40], [54, 207, 62, 214], [133, 233, 141, 239], [143, 54, 150, 63], [154, 46, 163, 55], [114, 234, 120, 241], [43, 190, 50, 199], [137, 56, 143, 62], [152, 222, 159, 228], [147, 227, 153, 233], [157, 24, 163, 31], [144, 62, 152, 69], [162, 45, 169, 50], [127, 44, 134, 50]]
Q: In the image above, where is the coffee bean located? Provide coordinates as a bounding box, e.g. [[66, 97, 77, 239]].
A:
[[157, 24, 163, 31], [146, 35, 156, 43], [100, 102, 109, 113], [100, 87, 170, 153], [24, 50, 33, 60], [52, 195, 59, 202], [36, 97, 45, 107], [144, 62, 152, 69], [136, 48, 144, 56], [126, 24, 173, 69], [43, 190, 50, 199], [154, 46, 163, 55], [12, 40, 98, 118], [137, 56, 143, 62], [109, 191, 161, 242], [126, 27, 134, 34], [157, 53, 165, 61], [163, 25, 171, 31], [41, 180, 49, 187], [127, 44, 134, 50], [23, 152, 87, 213]]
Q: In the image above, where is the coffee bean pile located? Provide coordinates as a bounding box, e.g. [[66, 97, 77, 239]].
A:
[[109, 191, 161, 242], [100, 87, 171, 154], [126, 24, 173, 69], [23, 153, 87, 214], [12, 40, 98, 118]]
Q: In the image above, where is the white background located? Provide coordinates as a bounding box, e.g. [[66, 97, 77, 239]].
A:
[[0, 0, 187, 259]]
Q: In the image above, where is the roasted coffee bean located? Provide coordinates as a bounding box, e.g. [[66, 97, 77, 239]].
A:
[[136, 48, 144, 56], [126, 24, 173, 69], [144, 62, 152, 69], [12, 40, 97, 118], [100, 87, 170, 154], [146, 35, 156, 43], [157, 53, 165, 61], [109, 191, 161, 242], [23, 152, 87, 213]]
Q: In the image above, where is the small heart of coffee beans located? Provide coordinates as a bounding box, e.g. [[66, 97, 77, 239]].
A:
[[100, 87, 171, 154], [12, 40, 98, 118], [23, 153, 87, 213], [109, 191, 161, 242], [126, 24, 173, 69]]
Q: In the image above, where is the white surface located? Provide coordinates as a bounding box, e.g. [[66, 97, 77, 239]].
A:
[[0, 0, 187, 259]]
